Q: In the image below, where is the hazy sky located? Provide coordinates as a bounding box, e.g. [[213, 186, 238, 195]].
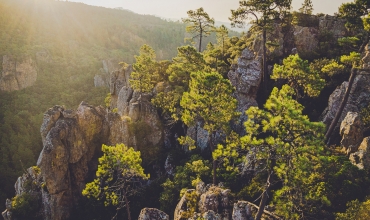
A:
[[70, 0, 352, 22]]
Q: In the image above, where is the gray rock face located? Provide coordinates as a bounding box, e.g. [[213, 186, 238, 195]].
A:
[[94, 59, 120, 87], [293, 26, 319, 54], [321, 67, 370, 143], [37, 102, 109, 220], [138, 208, 169, 220], [186, 121, 210, 151], [318, 15, 347, 38], [0, 55, 37, 92], [174, 183, 232, 220], [349, 137, 370, 170], [108, 65, 163, 149], [2, 199, 12, 220], [232, 201, 254, 220], [340, 112, 364, 153], [228, 48, 261, 135]]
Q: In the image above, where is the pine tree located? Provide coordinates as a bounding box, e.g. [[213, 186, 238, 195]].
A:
[[182, 7, 215, 52], [214, 85, 327, 219], [82, 144, 149, 220], [299, 0, 314, 15], [130, 44, 157, 95], [271, 54, 325, 99], [180, 71, 238, 185], [230, 0, 292, 98]]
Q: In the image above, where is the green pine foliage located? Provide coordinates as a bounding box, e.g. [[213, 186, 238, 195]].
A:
[[182, 7, 215, 52], [82, 144, 149, 220], [299, 0, 314, 15], [215, 85, 328, 219], [130, 45, 157, 94], [272, 54, 325, 98]]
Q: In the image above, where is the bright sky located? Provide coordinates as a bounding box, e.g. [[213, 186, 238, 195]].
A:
[[69, 0, 352, 22]]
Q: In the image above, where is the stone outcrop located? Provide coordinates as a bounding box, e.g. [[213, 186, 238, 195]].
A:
[[293, 26, 319, 54], [3, 60, 165, 219], [248, 15, 347, 57], [2, 166, 43, 220], [321, 45, 370, 143], [1, 199, 12, 220], [108, 64, 163, 149], [0, 55, 37, 92], [174, 183, 233, 220], [36, 103, 109, 220], [232, 201, 254, 220], [349, 137, 370, 170], [94, 59, 120, 87], [340, 112, 364, 154], [318, 15, 347, 38], [228, 48, 261, 135], [138, 208, 169, 220]]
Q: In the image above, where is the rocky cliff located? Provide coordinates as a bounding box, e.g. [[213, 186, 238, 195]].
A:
[[2, 63, 165, 219], [0, 55, 37, 92], [249, 14, 347, 57]]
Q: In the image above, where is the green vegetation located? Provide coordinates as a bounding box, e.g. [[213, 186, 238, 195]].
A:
[[82, 144, 149, 220], [215, 85, 327, 219], [180, 71, 238, 184], [272, 54, 325, 98], [182, 7, 215, 52], [3, 0, 370, 219]]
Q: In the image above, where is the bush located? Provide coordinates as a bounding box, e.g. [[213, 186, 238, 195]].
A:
[[11, 192, 40, 219]]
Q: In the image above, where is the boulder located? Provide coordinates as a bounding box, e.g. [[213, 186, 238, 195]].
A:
[[174, 189, 196, 220], [138, 208, 169, 220], [232, 201, 254, 220], [199, 189, 219, 214], [175, 183, 232, 220], [0, 55, 37, 92], [340, 112, 363, 153], [350, 137, 370, 170], [202, 210, 222, 220], [293, 26, 319, 54]]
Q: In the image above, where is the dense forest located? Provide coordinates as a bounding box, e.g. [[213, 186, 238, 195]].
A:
[[2, 0, 370, 219]]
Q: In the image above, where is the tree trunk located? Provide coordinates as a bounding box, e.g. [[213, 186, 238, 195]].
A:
[[210, 131, 217, 185], [255, 171, 272, 220], [199, 32, 203, 52], [262, 28, 267, 99], [124, 190, 132, 220], [325, 68, 357, 145]]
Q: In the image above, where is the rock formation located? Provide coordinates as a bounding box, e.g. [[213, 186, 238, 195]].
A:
[[0, 55, 37, 92], [349, 137, 370, 170], [138, 208, 169, 220], [249, 14, 347, 57], [2, 61, 165, 219], [37, 103, 109, 220], [174, 183, 233, 220], [228, 48, 262, 135], [232, 201, 254, 220], [94, 59, 120, 87], [340, 112, 364, 154]]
